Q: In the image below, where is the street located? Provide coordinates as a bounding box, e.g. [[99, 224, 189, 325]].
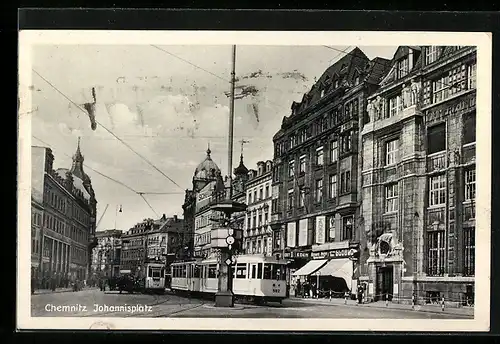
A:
[[31, 288, 474, 319]]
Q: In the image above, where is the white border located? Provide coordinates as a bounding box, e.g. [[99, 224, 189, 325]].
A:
[[17, 30, 492, 332]]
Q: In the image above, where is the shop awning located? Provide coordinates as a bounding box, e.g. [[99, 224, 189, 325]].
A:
[[313, 258, 353, 289], [292, 259, 327, 276]]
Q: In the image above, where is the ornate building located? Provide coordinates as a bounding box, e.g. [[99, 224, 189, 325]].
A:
[[244, 160, 273, 255], [360, 46, 476, 304], [31, 139, 98, 288], [270, 48, 391, 294], [91, 229, 122, 279]]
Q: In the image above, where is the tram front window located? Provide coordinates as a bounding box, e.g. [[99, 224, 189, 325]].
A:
[[151, 268, 162, 278], [263, 264, 287, 280]]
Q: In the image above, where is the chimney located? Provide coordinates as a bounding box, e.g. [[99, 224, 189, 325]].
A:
[[161, 214, 167, 221], [173, 215, 178, 222]]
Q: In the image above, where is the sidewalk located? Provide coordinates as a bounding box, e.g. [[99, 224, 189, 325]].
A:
[[289, 297, 474, 317]]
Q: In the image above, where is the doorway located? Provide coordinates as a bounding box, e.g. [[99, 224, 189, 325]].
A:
[[375, 265, 394, 301]]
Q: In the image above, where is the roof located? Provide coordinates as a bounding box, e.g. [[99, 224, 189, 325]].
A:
[[193, 147, 220, 180]]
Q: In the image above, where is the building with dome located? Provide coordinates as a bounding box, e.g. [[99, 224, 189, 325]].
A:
[[182, 146, 223, 259], [31, 138, 98, 290]]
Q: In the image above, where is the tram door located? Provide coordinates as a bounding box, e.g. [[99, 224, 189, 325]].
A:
[[375, 266, 394, 301]]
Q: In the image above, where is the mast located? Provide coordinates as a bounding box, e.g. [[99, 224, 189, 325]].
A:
[[228, 45, 236, 198]]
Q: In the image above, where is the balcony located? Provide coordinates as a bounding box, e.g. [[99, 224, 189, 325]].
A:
[[362, 104, 422, 135], [427, 152, 447, 172]]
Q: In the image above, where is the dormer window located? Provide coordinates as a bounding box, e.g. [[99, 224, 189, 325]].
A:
[[425, 46, 439, 65], [397, 57, 409, 79]]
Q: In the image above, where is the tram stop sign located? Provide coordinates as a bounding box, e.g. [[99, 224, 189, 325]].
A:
[[225, 258, 232, 266], [226, 235, 235, 246]]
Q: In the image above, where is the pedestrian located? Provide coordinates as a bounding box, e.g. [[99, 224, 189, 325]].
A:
[[31, 275, 36, 294], [357, 285, 363, 304], [311, 282, 317, 299]]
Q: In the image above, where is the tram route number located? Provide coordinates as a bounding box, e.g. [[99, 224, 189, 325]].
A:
[[272, 288, 281, 293]]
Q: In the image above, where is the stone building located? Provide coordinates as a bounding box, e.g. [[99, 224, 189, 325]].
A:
[[360, 46, 476, 304], [145, 214, 184, 263], [120, 218, 156, 275], [231, 154, 250, 252], [244, 160, 273, 255], [31, 139, 97, 288], [91, 229, 122, 279], [270, 47, 391, 294]]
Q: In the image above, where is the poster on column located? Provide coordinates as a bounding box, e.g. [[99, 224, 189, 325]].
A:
[[298, 219, 308, 247], [315, 216, 326, 244], [286, 222, 296, 248]]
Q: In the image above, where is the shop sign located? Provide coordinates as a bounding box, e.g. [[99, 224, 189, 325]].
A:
[[284, 251, 310, 259], [311, 248, 351, 259]]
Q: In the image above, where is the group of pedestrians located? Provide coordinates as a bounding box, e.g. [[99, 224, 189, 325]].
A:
[[31, 272, 88, 294], [293, 280, 319, 298]]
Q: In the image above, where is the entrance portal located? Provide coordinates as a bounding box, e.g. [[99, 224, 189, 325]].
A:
[[375, 265, 394, 301]]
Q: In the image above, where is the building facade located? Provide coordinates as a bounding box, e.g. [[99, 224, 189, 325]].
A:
[[244, 160, 273, 255], [91, 229, 122, 279], [146, 214, 185, 263], [31, 140, 98, 288], [270, 48, 391, 294], [120, 219, 154, 275], [360, 45, 476, 304]]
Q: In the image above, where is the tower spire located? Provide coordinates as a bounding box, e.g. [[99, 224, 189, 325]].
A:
[[206, 142, 211, 157]]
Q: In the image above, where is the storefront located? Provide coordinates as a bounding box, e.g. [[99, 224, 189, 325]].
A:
[[291, 241, 359, 296]]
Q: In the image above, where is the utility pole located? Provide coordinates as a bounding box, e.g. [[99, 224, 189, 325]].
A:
[[228, 44, 236, 199]]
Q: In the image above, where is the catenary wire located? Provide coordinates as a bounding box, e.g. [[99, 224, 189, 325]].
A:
[[32, 68, 184, 191], [31, 135, 178, 218]]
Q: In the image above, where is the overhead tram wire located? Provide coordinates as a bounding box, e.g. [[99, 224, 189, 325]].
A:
[[149, 44, 290, 113], [322, 45, 467, 90], [32, 69, 184, 192], [32, 135, 177, 217]]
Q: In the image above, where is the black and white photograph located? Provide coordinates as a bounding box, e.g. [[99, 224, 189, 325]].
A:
[[17, 30, 491, 331]]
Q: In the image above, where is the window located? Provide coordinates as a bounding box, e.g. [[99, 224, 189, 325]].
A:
[[299, 155, 306, 174], [341, 132, 352, 153], [465, 169, 476, 201], [341, 216, 354, 241], [235, 263, 247, 278], [328, 216, 336, 241], [425, 46, 439, 65], [330, 140, 338, 162], [433, 75, 449, 103], [316, 147, 324, 166], [397, 58, 409, 79], [427, 230, 445, 276], [388, 94, 402, 117], [463, 113, 476, 144], [329, 174, 337, 199], [427, 123, 446, 154], [429, 174, 446, 206], [265, 185, 270, 198], [288, 190, 294, 210], [288, 160, 295, 178], [254, 190, 257, 203], [315, 179, 323, 203], [259, 187, 263, 200], [208, 264, 217, 278], [386, 139, 399, 166], [263, 264, 272, 279], [271, 199, 278, 213], [464, 227, 475, 276], [385, 184, 399, 212], [299, 189, 305, 207], [340, 171, 351, 194], [468, 63, 476, 90]]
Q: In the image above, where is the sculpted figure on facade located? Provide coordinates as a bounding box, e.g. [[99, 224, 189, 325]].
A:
[[372, 96, 381, 121], [366, 100, 374, 122], [402, 83, 411, 108], [410, 79, 421, 106]]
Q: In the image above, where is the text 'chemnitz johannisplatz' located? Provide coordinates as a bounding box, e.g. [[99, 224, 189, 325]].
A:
[[44, 304, 153, 314]]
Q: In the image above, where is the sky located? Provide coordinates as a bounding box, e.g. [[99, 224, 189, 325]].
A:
[[30, 44, 398, 232]]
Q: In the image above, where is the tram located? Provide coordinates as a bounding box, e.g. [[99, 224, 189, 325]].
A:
[[170, 254, 289, 304], [143, 261, 167, 294]]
